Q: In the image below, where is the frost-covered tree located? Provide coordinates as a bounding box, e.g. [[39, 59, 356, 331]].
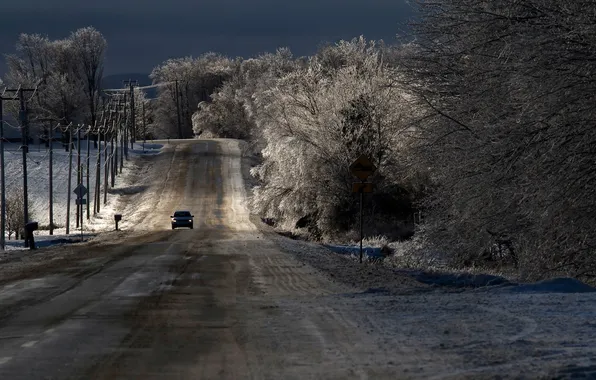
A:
[[3, 29, 105, 147], [132, 89, 151, 140], [192, 82, 251, 139], [403, 0, 596, 278], [249, 38, 420, 239], [5, 186, 26, 240], [192, 48, 299, 143], [41, 39, 85, 123], [69, 27, 107, 145], [4, 34, 56, 121], [150, 54, 234, 138]]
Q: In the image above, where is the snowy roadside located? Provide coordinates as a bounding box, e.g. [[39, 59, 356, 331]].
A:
[[248, 214, 430, 294], [238, 141, 430, 293], [238, 141, 596, 294], [2, 140, 165, 252], [238, 141, 596, 378]]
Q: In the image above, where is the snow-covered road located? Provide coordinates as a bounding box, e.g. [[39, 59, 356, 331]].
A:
[[0, 139, 594, 379]]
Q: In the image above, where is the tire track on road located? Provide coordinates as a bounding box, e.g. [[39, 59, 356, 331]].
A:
[[0, 231, 173, 327]]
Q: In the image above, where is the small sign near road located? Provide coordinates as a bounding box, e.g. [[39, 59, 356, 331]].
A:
[[349, 155, 377, 181], [349, 154, 377, 264], [73, 184, 87, 198]]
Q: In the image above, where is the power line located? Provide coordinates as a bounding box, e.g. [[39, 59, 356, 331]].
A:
[[0, 93, 8, 250], [102, 82, 172, 92], [123, 79, 138, 148], [175, 79, 182, 139]]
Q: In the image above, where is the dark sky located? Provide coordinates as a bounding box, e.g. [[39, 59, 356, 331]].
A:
[[0, 0, 415, 76]]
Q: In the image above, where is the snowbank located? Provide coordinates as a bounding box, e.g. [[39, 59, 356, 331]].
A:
[[322, 244, 385, 258], [412, 271, 512, 288], [493, 277, 596, 294]]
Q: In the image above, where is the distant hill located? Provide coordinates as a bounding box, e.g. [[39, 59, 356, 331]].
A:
[[101, 73, 158, 98]]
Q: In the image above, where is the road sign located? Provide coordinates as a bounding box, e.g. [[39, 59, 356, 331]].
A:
[[350, 155, 377, 181], [73, 184, 87, 198], [352, 182, 374, 193]]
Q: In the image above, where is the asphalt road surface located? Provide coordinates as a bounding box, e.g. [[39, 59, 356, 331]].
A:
[[0, 139, 595, 380], [0, 139, 373, 379]]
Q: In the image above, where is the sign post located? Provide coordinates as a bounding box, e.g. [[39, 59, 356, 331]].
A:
[[73, 184, 87, 242], [349, 155, 377, 263]]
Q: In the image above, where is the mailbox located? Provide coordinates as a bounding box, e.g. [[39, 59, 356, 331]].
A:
[[114, 214, 122, 231], [24, 221, 38, 250], [25, 221, 39, 232]]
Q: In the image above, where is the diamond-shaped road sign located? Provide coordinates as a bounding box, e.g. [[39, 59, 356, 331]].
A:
[[73, 184, 87, 199], [349, 155, 377, 181]]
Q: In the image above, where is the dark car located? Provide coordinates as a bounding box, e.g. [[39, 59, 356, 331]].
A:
[[171, 210, 194, 229]]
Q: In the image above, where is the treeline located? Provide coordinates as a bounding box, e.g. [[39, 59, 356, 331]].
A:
[[150, 42, 422, 247], [402, 0, 596, 279], [2, 27, 152, 235], [5, 0, 594, 280], [152, 0, 596, 279], [2, 27, 107, 143], [150, 1, 596, 281], [2, 27, 154, 144]]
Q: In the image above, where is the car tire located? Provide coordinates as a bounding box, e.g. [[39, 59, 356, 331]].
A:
[[172, 225, 176, 230], [190, 224, 193, 229]]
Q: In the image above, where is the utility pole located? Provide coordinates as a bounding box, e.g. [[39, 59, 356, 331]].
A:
[[97, 101, 111, 211], [36, 119, 57, 235], [110, 110, 117, 189], [49, 122, 53, 234], [76, 126, 81, 228], [3, 87, 37, 240], [118, 96, 126, 168], [79, 163, 84, 228], [86, 124, 91, 219], [95, 117, 105, 214], [0, 95, 7, 250], [184, 81, 191, 135], [123, 79, 138, 148], [108, 107, 117, 183], [94, 123, 99, 215], [113, 109, 119, 181], [105, 93, 125, 184], [142, 100, 146, 151], [19, 89, 29, 233], [103, 115, 110, 205], [175, 79, 183, 139], [66, 123, 73, 234], [115, 93, 128, 163], [124, 111, 130, 162]]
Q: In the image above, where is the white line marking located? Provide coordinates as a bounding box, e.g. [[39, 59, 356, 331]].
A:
[[0, 357, 12, 365], [21, 340, 38, 348], [44, 328, 55, 335]]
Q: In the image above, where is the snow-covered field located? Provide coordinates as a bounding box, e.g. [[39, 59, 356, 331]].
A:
[[2, 140, 163, 250]]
